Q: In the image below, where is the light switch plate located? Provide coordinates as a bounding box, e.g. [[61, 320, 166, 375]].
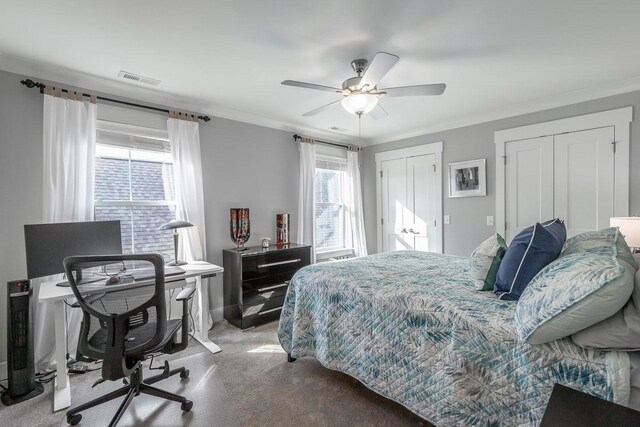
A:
[[487, 216, 494, 226], [444, 215, 451, 225]]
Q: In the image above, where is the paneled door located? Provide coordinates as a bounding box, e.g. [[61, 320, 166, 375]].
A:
[[496, 107, 631, 240], [381, 154, 437, 252], [406, 154, 437, 252], [504, 127, 616, 241], [554, 127, 615, 237], [505, 136, 554, 242], [380, 158, 411, 251]]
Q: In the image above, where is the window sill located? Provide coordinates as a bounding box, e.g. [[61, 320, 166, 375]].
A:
[[315, 247, 354, 261]]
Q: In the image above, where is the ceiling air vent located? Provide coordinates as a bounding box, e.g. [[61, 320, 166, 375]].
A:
[[329, 126, 348, 132], [118, 71, 160, 86]]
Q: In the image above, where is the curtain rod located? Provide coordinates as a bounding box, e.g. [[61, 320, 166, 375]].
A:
[[20, 78, 211, 122], [293, 134, 360, 151]]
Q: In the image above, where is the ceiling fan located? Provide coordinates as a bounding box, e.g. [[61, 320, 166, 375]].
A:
[[282, 52, 446, 119]]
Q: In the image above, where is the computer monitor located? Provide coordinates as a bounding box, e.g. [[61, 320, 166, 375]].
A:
[[24, 221, 123, 279]]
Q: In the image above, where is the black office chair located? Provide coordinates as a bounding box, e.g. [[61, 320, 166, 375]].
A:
[[63, 253, 195, 426]]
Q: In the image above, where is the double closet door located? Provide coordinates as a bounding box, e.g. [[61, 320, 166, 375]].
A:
[[380, 154, 437, 252], [505, 126, 615, 241]]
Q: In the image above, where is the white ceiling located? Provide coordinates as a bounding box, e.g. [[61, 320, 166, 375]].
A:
[[1, 1, 640, 145]]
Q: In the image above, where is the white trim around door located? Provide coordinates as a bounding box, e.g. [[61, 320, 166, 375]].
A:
[[375, 141, 444, 253], [494, 107, 632, 236]]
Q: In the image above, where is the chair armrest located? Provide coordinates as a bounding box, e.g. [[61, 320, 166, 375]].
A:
[[176, 287, 196, 301]]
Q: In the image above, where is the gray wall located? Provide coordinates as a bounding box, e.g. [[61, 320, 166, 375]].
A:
[[363, 91, 640, 257], [0, 70, 45, 370], [200, 118, 298, 320], [0, 69, 299, 367]]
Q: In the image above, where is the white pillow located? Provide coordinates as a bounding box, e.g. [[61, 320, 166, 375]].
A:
[[468, 233, 507, 291]]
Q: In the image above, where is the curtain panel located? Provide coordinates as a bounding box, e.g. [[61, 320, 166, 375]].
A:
[[167, 117, 212, 331], [345, 150, 368, 257], [297, 141, 316, 262], [35, 93, 97, 371]]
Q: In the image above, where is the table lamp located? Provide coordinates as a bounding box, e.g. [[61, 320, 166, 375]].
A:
[[158, 219, 193, 265], [610, 217, 640, 253]]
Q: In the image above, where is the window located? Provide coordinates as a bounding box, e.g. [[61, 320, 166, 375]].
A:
[[315, 156, 348, 252], [94, 123, 176, 262]]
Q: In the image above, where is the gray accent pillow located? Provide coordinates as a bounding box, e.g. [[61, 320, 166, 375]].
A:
[[468, 233, 507, 291], [515, 228, 636, 344], [572, 256, 640, 351]]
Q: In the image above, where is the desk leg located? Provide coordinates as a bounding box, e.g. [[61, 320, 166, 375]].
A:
[[53, 300, 71, 411], [193, 275, 221, 354]]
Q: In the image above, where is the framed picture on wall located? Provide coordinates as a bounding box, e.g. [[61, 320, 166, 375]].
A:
[[448, 159, 486, 198]]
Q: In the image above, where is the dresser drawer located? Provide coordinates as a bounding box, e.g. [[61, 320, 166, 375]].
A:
[[241, 294, 286, 317], [242, 282, 289, 306], [242, 248, 310, 280], [240, 306, 283, 329]]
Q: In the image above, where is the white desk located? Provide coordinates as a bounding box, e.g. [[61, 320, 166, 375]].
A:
[[38, 261, 224, 411]]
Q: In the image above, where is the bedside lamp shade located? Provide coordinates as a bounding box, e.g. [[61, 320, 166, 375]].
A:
[[610, 217, 640, 249], [158, 220, 193, 265]]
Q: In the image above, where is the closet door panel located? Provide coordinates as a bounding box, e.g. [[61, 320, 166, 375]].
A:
[[380, 158, 411, 252], [505, 136, 554, 242], [407, 154, 437, 252], [554, 126, 615, 237]]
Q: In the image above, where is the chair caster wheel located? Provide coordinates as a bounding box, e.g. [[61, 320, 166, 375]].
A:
[[67, 413, 82, 425], [180, 369, 189, 379], [181, 400, 193, 412]]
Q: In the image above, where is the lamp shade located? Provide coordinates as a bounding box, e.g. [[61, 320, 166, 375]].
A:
[[158, 219, 193, 231], [341, 94, 378, 115], [610, 217, 640, 248]]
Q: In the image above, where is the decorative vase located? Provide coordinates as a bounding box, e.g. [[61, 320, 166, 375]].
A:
[[276, 213, 290, 245], [230, 208, 250, 250]]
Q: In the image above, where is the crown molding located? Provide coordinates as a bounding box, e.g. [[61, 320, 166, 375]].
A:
[[0, 55, 360, 146], [363, 74, 640, 146]]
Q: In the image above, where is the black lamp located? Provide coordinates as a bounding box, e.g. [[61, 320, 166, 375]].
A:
[[158, 219, 193, 266]]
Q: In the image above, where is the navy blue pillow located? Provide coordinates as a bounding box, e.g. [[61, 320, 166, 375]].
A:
[[494, 219, 566, 301]]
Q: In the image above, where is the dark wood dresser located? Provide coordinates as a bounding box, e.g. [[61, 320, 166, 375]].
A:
[[223, 244, 311, 329]]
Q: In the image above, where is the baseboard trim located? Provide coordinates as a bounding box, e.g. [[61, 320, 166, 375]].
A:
[[211, 307, 224, 323]]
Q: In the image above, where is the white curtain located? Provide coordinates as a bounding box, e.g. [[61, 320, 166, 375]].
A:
[[345, 150, 368, 257], [167, 117, 212, 331], [35, 93, 97, 372], [297, 141, 316, 262]]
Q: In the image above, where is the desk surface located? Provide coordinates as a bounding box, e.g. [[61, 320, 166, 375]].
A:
[[38, 261, 223, 302]]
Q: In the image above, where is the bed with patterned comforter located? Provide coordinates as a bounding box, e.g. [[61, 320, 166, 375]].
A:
[[277, 251, 630, 426]]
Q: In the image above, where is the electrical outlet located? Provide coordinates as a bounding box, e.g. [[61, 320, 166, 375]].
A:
[[487, 216, 494, 226], [444, 215, 451, 225]]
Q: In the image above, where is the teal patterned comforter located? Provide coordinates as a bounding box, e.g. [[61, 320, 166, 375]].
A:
[[277, 251, 630, 426]]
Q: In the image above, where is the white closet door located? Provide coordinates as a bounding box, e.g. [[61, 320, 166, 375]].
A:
[[505, 136, 554, 242], [554, 126, 615, 237], [381, 158, 411, 252], [406, 154, 437, 252]]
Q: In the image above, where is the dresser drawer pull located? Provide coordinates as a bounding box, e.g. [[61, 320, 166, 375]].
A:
[[258, 307, 282, 315], [257, 259, 301, 269], [258, 283, 289, 292]]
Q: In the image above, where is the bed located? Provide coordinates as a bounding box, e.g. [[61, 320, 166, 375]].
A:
[[277, 251, 631, 426]]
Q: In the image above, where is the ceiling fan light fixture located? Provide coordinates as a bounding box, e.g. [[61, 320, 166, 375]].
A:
[[341, 94, 378, 115]]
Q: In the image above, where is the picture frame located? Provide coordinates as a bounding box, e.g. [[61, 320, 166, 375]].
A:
[[448, 159, 486, 198]]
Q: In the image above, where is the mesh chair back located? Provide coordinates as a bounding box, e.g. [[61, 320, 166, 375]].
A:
[[64, 254, 166, 380]]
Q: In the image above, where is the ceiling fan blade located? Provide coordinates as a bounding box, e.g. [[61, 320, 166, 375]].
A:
[[302, 99, 342, 116], [358, 52, 399, 90], [369, 103, 388, 120], [281, 80, 340, 93], [382, 84, 446, 97]]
